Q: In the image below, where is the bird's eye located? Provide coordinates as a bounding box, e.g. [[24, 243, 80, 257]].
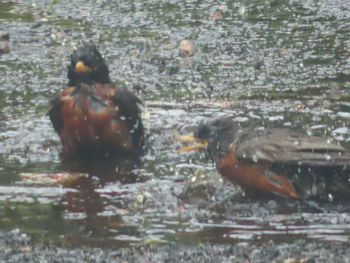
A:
[[82, 56, 94, 67], [93, 49, 99, 57]]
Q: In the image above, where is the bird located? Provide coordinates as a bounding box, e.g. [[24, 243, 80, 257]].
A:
[[48, 45, 144, 158], [178, 118, 350, 199]]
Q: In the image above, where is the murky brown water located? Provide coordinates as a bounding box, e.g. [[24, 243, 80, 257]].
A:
[[0, 0, 350, 247]]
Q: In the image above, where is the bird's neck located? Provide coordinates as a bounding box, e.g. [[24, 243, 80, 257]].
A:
[[68, 72, 111, 86]]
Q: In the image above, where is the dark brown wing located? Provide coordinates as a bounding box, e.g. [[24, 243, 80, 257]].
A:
[[48, 95, 64, 134], [112, 87, 144, 150], [235, 128, 350, 166]]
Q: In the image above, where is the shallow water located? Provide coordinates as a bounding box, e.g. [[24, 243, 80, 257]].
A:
[[0, 0, 350, 247]]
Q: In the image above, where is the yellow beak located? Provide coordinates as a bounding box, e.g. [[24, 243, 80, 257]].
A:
[[75, 61, 93, 73], [177, 134, 208, 152]]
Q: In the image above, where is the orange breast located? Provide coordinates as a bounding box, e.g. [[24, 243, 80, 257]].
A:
[[216, 145, 299, 198], [58, 88, 133, 155]]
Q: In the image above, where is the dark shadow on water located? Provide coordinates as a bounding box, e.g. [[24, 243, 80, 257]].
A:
[[61, 153, 143, 184]]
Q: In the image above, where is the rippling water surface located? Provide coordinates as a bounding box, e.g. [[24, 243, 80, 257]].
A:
[[0, 0, 350, 247]]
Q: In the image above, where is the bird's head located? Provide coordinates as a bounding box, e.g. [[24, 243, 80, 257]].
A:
[[67, 45, 110, 85], [178, 118, 238, 159]]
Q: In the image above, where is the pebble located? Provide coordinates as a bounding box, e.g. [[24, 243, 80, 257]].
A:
[[179, 40, 195, 57]]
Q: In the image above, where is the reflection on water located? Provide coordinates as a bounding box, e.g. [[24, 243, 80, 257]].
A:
[[59, 155, 144, 246], [0, 154, 146, 246], [192, 214, 350, 243]]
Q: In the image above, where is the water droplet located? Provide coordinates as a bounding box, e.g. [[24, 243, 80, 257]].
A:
[[238, 6, 247, 16], [328, 193, 334, 202], [136, 193, 145, 203]]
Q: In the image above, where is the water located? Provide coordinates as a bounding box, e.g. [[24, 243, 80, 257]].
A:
[[0, 0, 350, 247]]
